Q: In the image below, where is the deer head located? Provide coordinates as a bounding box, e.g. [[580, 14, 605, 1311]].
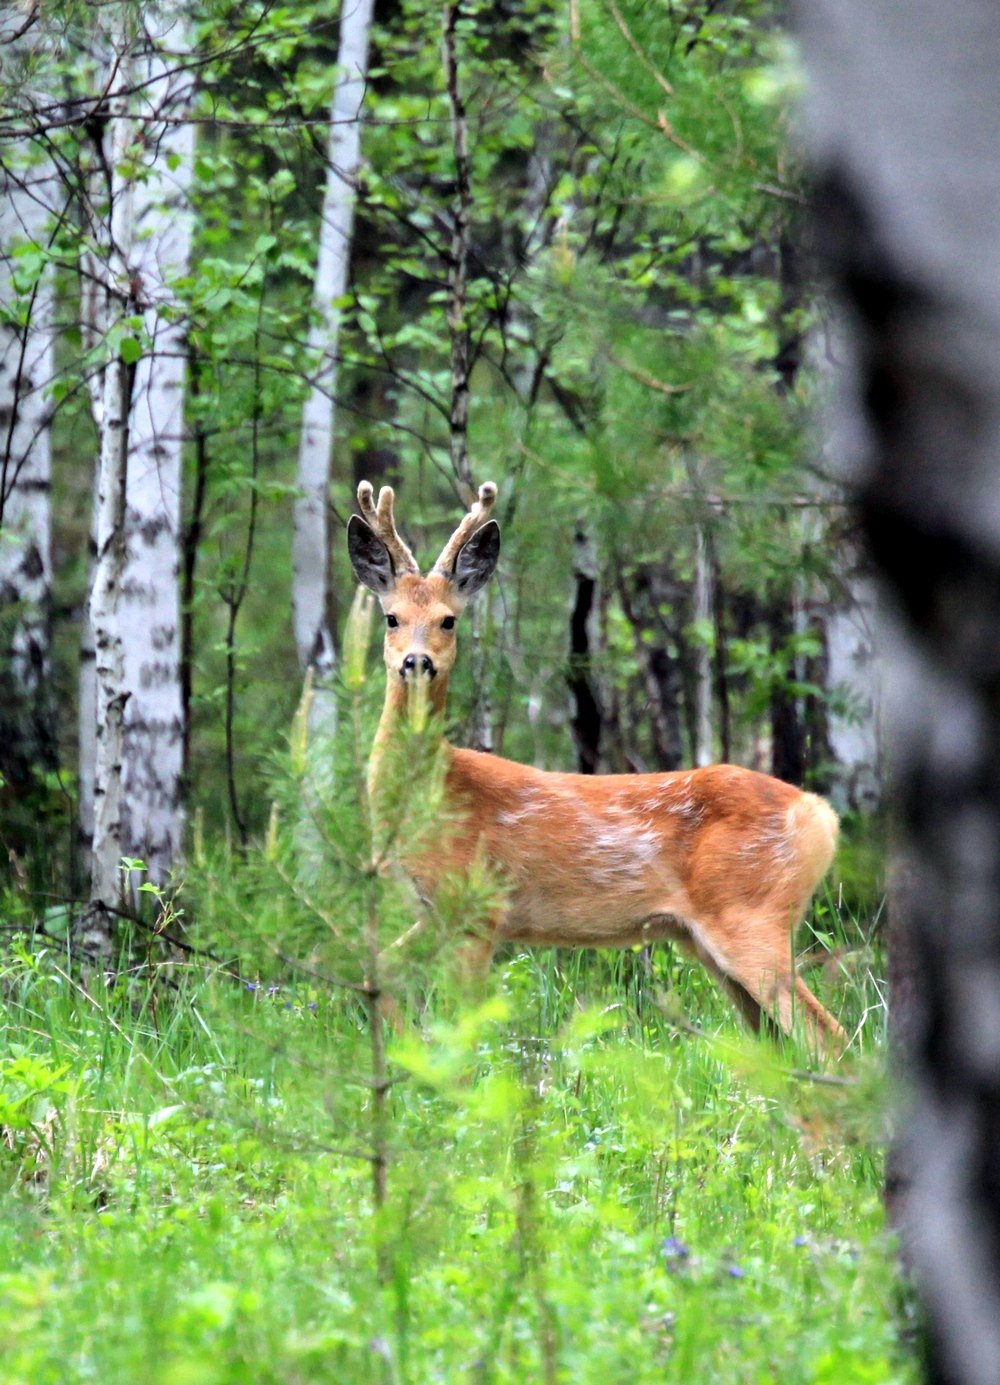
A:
[[347, 481, 500, 697]]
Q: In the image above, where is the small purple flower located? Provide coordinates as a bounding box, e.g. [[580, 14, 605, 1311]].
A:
[[793, 1235, 809, 1248], [267, 986, 281, 996], [727, 1264, 745, 1279], [244, 981, 258, 992], [308, 1002, 318, 1011], [661, 1236, 689, 1263]]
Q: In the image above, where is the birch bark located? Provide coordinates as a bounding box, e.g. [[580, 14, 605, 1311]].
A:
[[293, 0, 375, 729], [84, 1, 194, 933], [78, 157, 109, 861], [78, 491, 99, 858], [87, 30, 135, 926], [0, 133, 57, 788], [118, 7, 195, 885]]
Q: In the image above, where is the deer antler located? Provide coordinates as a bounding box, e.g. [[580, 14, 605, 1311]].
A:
[[356, 482, 420, 576], [432, 482, 498, 574]]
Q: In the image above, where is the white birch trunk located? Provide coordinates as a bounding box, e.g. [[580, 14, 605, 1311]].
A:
[[78, 490, 99, 854], [78, 81, 110, 859], [0, 143, 56, 777], [79, 5, 194, 901], [293, 0, 375, 733], [87, 32, 135, 924], [118, 8, 195, 885]]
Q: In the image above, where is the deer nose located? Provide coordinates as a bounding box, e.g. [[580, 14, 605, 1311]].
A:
[[402, 653, 436, 678]]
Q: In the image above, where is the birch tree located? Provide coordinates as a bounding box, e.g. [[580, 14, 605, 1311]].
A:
[[118, 6, 195, 885], [83, 2, 195, 937], [0, 12, 57, 800], [84, 13, 135, 935], [799, 2, 1000, 1380], [293, 0, 376, 730]]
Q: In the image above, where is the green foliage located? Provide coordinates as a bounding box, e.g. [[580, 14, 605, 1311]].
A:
[[1, 5, 899, 1373], [0, 915, 910, 1382]]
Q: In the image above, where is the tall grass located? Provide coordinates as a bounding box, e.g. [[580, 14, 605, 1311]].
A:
[[0, 898, 910, 1383], [0, 678, 910, 1382]]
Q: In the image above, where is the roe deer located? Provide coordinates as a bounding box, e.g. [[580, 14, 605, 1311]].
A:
[[348, 480, 846, 1054]]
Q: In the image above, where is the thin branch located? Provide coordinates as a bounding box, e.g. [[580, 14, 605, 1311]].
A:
[[604, 0, 674, 96], [605, 348, 692, 396]]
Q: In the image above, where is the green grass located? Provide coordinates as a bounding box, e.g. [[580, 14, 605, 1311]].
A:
[[0, 904, 914, 1385]]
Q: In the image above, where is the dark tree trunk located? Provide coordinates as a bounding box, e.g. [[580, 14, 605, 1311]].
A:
[[351, 375, 400, 497], [768, 596, 806, 786], [618, 566, 685, 771], [803, 605, 833, 791], [774, 230, 805, 394], [799, 3, 1000, 1381], [568, 526, 602, 773]]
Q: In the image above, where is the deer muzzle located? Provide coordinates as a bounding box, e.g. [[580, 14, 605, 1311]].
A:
[[400, 652, 436, 680]]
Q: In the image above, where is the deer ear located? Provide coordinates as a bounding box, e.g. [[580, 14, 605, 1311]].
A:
[[348, 515, 395, 594], [452, 519, 500, 600]]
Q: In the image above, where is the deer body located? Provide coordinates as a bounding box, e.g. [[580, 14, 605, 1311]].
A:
[[349, 482, 846, 1052]]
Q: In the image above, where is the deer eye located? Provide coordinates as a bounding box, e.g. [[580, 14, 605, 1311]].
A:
[[441, 615, 456, 631], [386, 613, 399, 629]]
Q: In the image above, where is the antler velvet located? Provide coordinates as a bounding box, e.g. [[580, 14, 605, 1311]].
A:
[[432, 482, 498, 574], [356, 481, 420, 576]]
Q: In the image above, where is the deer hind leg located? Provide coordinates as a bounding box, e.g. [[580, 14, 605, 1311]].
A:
[[719, 976, 785, 1043], [687, 909, 847, 1056], [675, 934, 777, 1038]]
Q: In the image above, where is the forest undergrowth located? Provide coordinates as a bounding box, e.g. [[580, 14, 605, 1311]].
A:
[[0, 926, 912, 1384], [0, 692, 913, 1385]]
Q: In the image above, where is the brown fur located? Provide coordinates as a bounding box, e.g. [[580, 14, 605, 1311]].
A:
[[353, 484, 847, 1055]]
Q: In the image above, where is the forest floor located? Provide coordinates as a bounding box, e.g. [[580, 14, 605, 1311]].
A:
[[0, 893, 916, 1385]]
